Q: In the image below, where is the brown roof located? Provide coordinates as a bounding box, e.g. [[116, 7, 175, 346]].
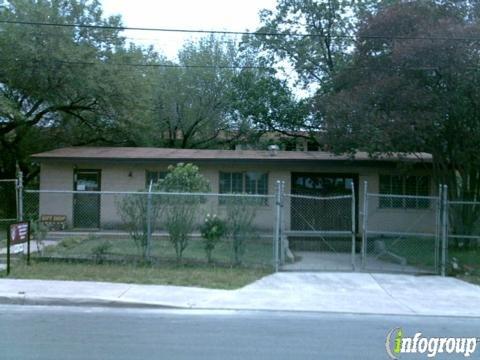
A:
[[31, 147, 432, 163]]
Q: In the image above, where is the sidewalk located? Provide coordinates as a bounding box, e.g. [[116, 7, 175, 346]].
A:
[[1, 272, 480, 317]]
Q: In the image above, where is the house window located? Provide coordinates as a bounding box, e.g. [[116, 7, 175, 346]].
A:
[[145, 170, 168, 188], [379, 175, 430, 209], [219, 172, 268, 205]]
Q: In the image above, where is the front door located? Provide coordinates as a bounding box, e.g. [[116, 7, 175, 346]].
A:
[[73, 170, 101, 228]]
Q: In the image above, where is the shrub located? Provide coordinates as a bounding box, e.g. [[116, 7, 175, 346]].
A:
[[157, 163, 210, 262], [91, 241, 112, 264], [30, 219, 48, 255], [224, 197, 257, 266], [200, 214, 226, 263], [116, 192, 160, 260]]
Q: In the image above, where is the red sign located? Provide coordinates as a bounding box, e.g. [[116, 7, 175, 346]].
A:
[[9, 222, 29, 245]]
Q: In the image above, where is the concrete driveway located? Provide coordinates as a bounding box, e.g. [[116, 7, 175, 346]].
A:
[[199, 272, 480, 316], [1, 272, 479, 317]]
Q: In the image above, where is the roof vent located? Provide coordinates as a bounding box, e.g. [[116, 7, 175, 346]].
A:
[[268, 144, 280, 156]]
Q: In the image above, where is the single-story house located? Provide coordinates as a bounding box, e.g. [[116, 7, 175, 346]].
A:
[[30, 147, 436, 237]]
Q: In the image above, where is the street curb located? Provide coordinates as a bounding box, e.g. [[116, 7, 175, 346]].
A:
[[2, 296, 480, 319], [0, 295, 185, 309]]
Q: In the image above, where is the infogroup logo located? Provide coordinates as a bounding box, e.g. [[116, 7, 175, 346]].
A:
[[385, 328, 479, 359]]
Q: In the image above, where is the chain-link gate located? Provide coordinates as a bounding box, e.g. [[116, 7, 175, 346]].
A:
[[279, 187, 356, 271], [362, 182, 441, 274]]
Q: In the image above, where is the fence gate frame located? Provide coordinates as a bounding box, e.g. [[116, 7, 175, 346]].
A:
[[275, 181, 357, 272], [361, 180, 448, 276]]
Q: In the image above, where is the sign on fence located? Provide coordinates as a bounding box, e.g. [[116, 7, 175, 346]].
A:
[[6, 221, 31, 275]]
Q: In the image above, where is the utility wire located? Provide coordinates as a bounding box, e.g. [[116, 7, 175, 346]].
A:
[[1, 19, 480, 41], [1, 56, 475, 74], [0, 57, 271, 70]]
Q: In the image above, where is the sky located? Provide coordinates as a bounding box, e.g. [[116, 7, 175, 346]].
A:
[[101, 0, 278, 59]]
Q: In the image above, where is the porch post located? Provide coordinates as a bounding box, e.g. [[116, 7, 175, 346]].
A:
[[361, 180, 368, 269]]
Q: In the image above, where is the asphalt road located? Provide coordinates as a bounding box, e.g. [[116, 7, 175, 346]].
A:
[[0, 305, 479, 360]]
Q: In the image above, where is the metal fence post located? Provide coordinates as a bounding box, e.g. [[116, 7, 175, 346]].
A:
[[361, 181, 368, 269], [441, 184, 448, 277], [273, 180, 282, 272], [17, 171, 23, 221], [351, 182, 356, 271], [434, 184, 442, 274], [146, 180, 153, 260], [280, 181, 286, 265]]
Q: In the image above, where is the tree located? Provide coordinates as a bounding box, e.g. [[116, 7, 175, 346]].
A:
[[228, 62, 309, 137], [158, 163, 210, 262], [0, 0, 156, 183], [321, 1, 480, 245], [148, 35, 306, 149], [149, 36, 241, 149], [251, 0, 375, 88], [243, 0, 377, 140]]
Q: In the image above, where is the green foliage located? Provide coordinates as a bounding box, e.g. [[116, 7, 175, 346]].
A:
[[224, 197, 257, 266], [250, 0, 374, 87], [200, 214, 227, 263], [116, 192, 160, 260], [229, 65, 309, 134], [321, 1, 480, 244], [0, 0, 158, 180], [91, 241, 112, 264], [159, 163, 211, 194], [30, 219, 48, 255], [150, 36, 239, 148], [0, 1, 307, 183], [58, 236, 85, 249], [157, 163, 210, 262]]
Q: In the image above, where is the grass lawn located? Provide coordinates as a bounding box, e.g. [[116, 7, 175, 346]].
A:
[[449, 247, 480, 285], [380, 236, 437, 271], [380, 235, 480, 284], [0, 260, 271, 289], [42, 235, 273, 267], [0, 222, 7, 244]]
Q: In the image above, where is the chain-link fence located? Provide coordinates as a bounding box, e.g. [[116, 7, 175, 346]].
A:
[[281, 192, 356, 271], [23, 190, 276, 268], [447, 200, 480, 277], [17, 180, 478, 276], [363, 190, 441, 274]]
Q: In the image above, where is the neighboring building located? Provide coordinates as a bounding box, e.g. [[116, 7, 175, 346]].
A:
[[31, 147, 435, 235]]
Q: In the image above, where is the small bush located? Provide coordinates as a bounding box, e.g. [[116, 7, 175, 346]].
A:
[[58, 237, 85, 249], [158, 163, 210, 262], [91, 241, 112, 264], [116, 191, 160, 259], [31, 220, 48, 255], [225, 197, 257, 266], [200, 214, 226, 263]]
